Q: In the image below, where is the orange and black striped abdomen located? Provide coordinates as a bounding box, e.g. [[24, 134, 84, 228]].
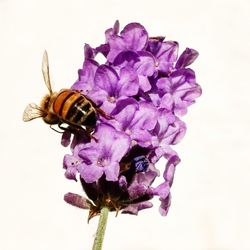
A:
[[52, 89, 97, 127]]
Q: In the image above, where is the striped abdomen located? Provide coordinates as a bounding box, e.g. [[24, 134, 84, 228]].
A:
[[52, 89, 97, 127]]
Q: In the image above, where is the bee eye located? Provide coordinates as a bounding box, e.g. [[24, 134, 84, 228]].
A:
[[132, 156, 149, 173]]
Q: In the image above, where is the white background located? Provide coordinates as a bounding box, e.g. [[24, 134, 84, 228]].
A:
[[1, 0, 250, 249]]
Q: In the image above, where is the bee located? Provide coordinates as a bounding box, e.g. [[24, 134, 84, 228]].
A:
[[23, 51, 111, 137]]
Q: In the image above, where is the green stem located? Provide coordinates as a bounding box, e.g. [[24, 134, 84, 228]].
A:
[[92, 207, 109, 250]]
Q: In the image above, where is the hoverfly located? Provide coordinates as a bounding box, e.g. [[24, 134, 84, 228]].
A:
[[23, 51, 111, 137]]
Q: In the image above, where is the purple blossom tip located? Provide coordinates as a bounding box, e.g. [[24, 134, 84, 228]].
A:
[[64, 192, 91, 209], [176, 48, 199, 69]]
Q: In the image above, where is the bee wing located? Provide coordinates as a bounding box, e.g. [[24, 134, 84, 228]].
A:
[[42, 50, 53, 95], [23, 103, 46, 122]]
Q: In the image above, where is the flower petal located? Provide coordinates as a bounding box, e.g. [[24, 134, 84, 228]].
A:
[[133, 167, 159, 187], [155, 41, 179, 73], [146, 36, 165, 54], [95, 43, 110, 58], [99, 98, 117, 114], [105, 20, 120, 41], [128, 183, 148, 199], [138, 75, 152, 92], [104, 161, 120, 181], [72, 59, 99, 95], [111, 98, 138, 131], [87, 87, 108, 108], [149, 146, 165, 163], [121, 23, 148, 51], [156, 77, 171, 93], [159, 194, 171, 216], [164, 119, 186, 145], [134, 51, 155, 76], [131, 129, 152, 148], [130, 102, 158, 130], [153, 181, 170, 199], [153, 107, 176, 135], [64, 167, 78, 181], [176, 48, 199, 69], [94, 65, 119, 96], [107, 35, 126, 63], [113, 50, 139, 68], [122, 201, 153, 215], [163, 154, 180, 185], [64, 192, 91, 209], [118, 66, 139, 97], [61, 130, 71, 147], [78, 163, 104, 183], [63, 154, 81, 181], [110, 132, 131, 162], [84, 43, 95, 59], [119, 175, 128, 191], [160, 93, 174, 111], [165, 69, 202, 115], [78, 142, 100, 165], [95, 124, 130, 162]]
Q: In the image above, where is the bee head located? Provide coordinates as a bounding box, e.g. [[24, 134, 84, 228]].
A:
[[41, 93, 60, 124]]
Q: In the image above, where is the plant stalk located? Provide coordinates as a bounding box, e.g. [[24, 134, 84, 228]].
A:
[[92, 207, 109, 250]]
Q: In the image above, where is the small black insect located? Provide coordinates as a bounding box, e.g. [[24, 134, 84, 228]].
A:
[[132, 155, 149, 173]]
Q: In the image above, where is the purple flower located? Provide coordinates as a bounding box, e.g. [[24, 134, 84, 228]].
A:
[[113, 51, 155, 91], [91, 64, 139, 113], [150, 110, 186, 163], [106, 23, 148, 63], [110, 99, 158, 147], [147, 38, 179, 74], [156, 68, 202, 115], [75, 124, 130, 183], [63, 21, 201, 220], [71, 57, 99, 96], [63, 153, 81, 181]]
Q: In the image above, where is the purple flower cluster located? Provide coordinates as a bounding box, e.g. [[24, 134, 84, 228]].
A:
[[63, 21, 201, 219]]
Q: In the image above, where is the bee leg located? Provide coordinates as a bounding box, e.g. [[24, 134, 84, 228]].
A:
[[58, 123, 97, 142], [50, 124, 64, 133], [58, 122, 73, 132], [86, 127, 98, 142], [96, 107, 113, 120], [90, 134, 98, 142]]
